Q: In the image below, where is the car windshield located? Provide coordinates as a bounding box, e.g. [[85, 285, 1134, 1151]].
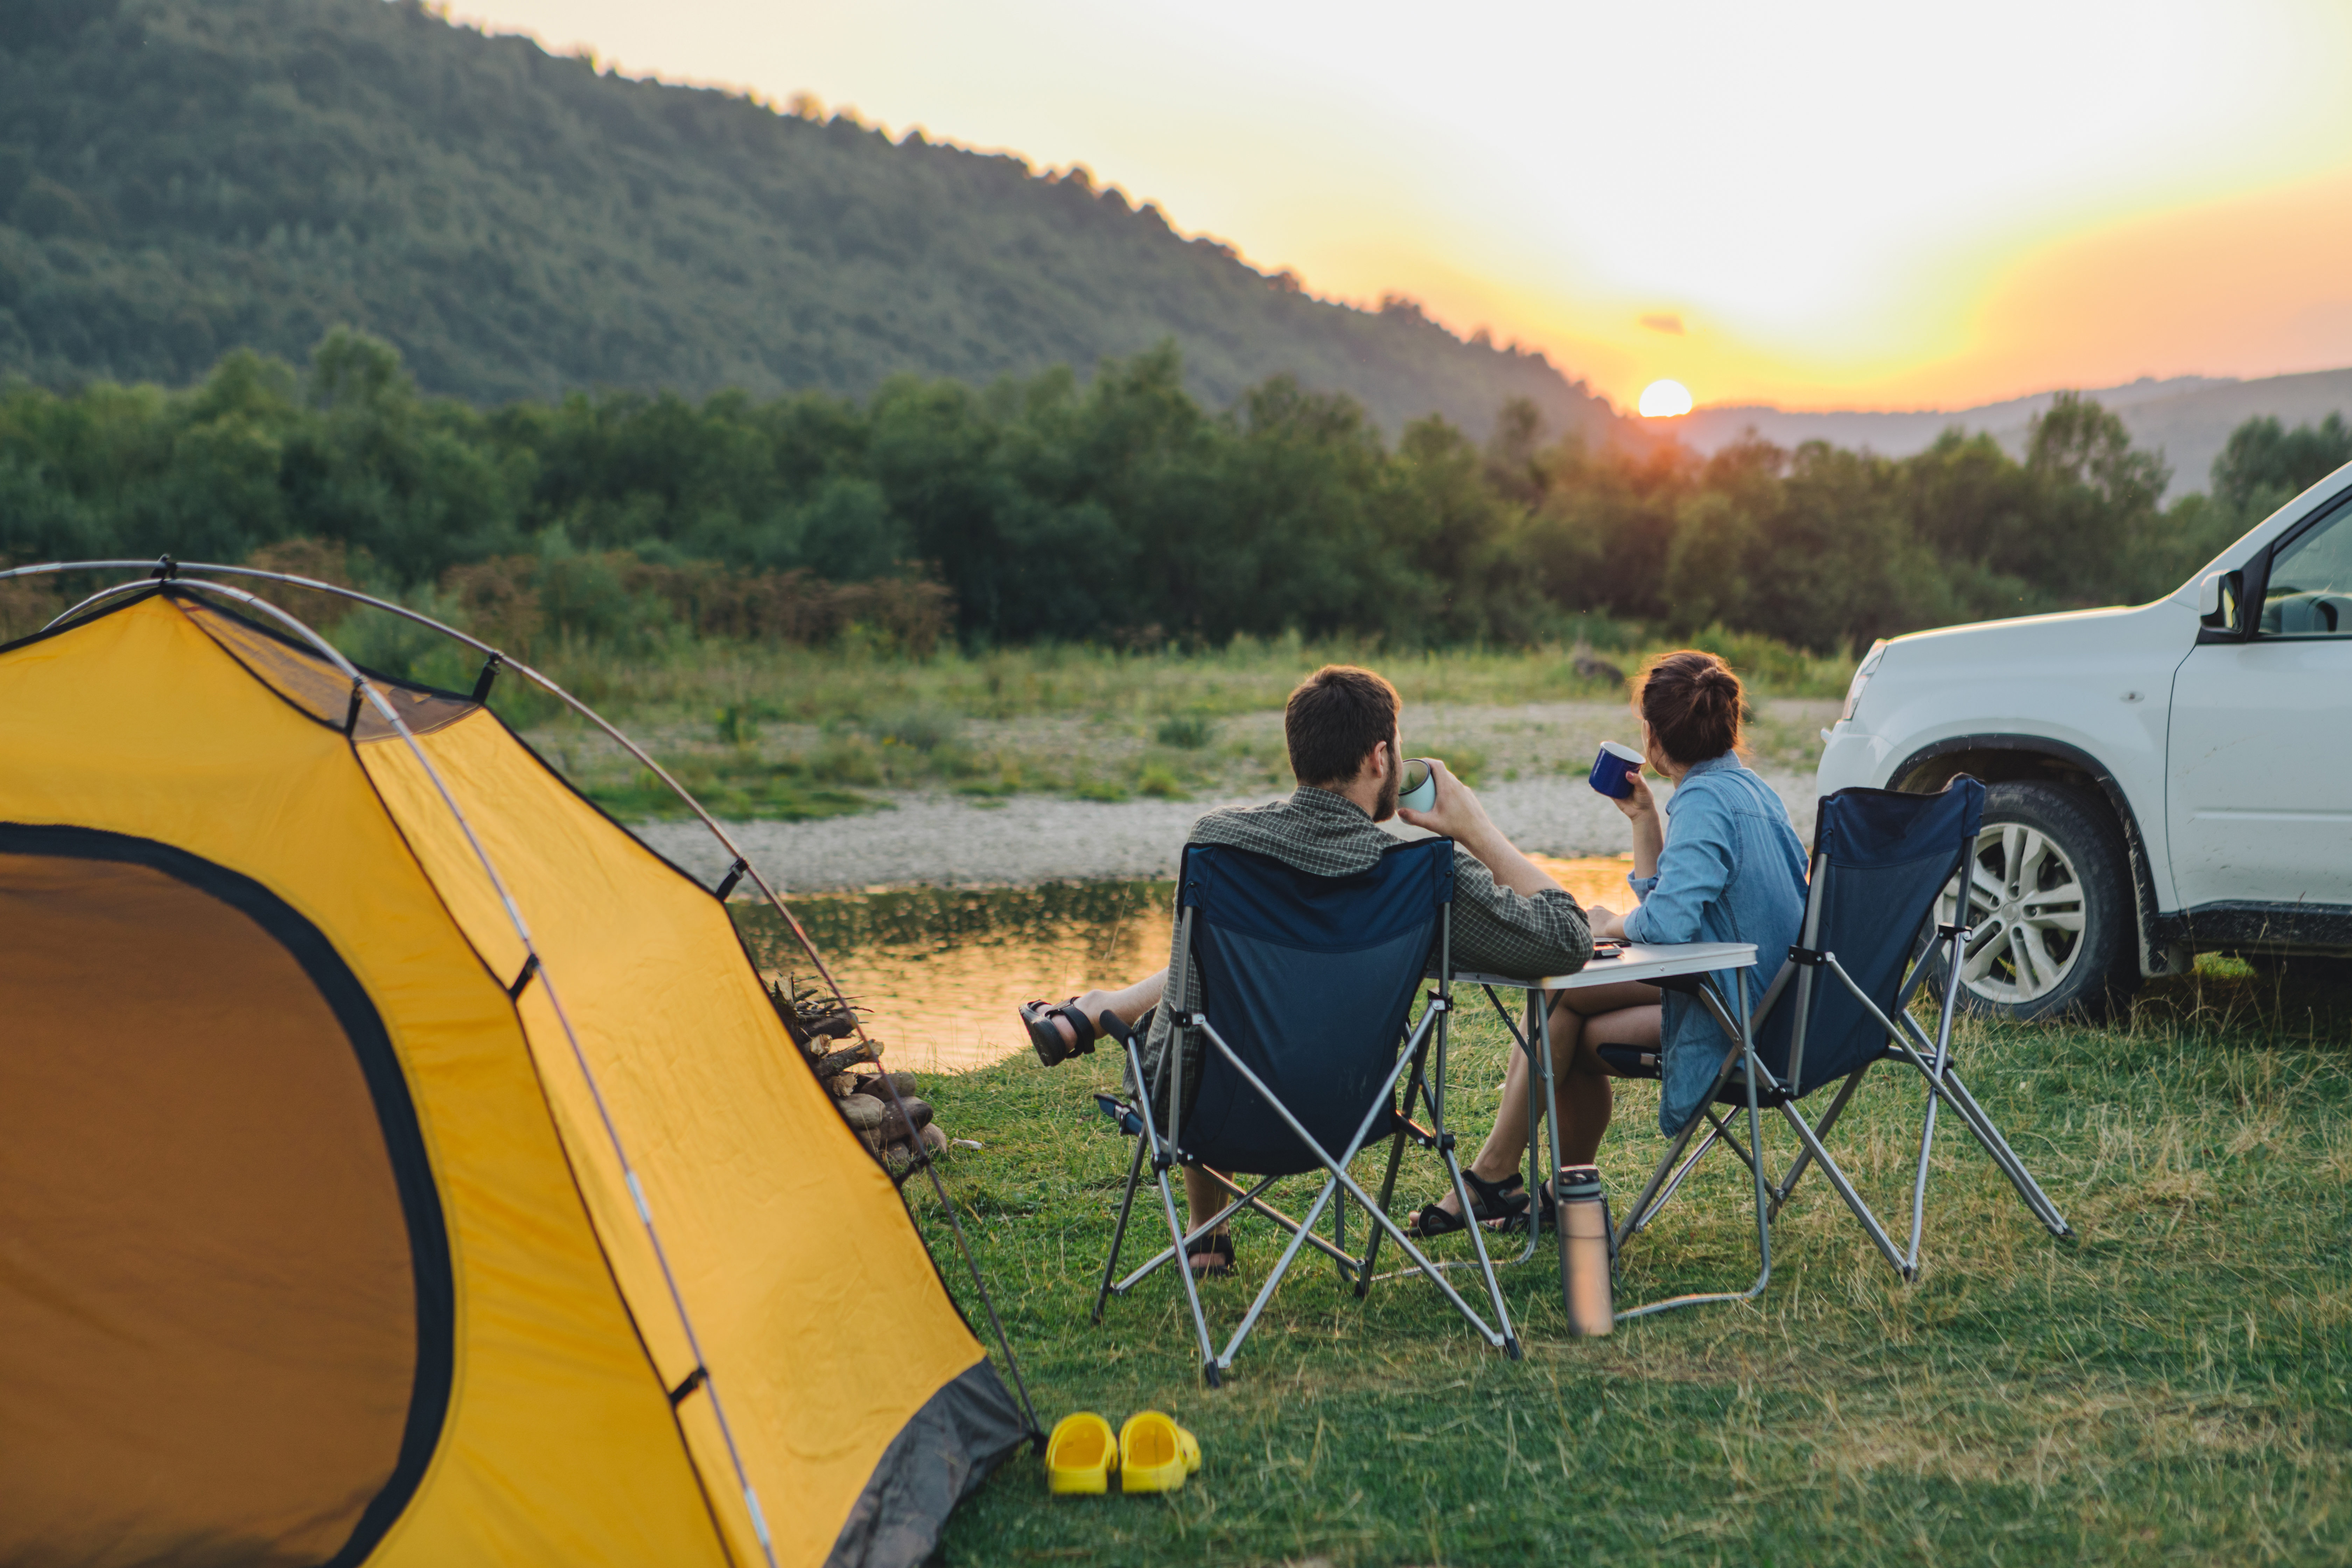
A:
[[2259, 494, 2352, 637]]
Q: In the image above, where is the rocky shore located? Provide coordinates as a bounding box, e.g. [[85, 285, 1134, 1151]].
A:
[[640, 770, 1821, 895]]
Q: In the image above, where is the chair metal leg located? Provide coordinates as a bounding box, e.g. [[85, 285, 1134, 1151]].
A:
[[1111, 1173, 1280, 1295], [1620, 969, 1773, 1320], [1153, 1164, 1221, 1385], [1192, 1016, 1508, 1349], [1904, 930, 1964, 1272], [1093, 1131, 1148, 1323], [1635, 1122, 1722, 1236], [1356, 1124, 1410, 1296], [1939, 1068, 2072, 1237], [1355, 1028, 1435, 1295], [1823, 953, 2073, 1247], [1119, 1034, 1222, 1384], [1768, 1068, 1868, 1219], [1613, 1022, 1758, 1251], [1218, 1176, 1342, 1372], [1702, 1107, 1760, 1176], [1466, 983, 1555, 1270], [1882, 1002, 2073, 1238], [1433, 996, 1518, 1358], [1773, 1098, 1908, 1278], [1614, 1088, 1721, 1251]]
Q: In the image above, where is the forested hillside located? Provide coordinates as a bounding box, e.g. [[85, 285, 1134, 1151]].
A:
[[0, 0, 1614, 441], [2, 330, 2300, 656]]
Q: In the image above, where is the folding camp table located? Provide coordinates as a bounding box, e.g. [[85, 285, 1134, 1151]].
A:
[[1455, 940, 1761, 1321]]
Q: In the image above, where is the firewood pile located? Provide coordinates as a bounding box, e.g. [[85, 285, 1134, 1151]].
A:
[[767, 978, 947, 1161]]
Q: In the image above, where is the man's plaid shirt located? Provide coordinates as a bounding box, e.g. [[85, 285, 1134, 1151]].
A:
[[1138, 785, 1593, 1092]]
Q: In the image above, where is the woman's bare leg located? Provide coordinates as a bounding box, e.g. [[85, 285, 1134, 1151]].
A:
[[1429, 982, 1661, 1216]]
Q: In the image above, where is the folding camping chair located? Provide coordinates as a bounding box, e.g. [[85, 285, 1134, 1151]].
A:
[[1088, 836, 1520, 1385], [1592, 778, 2073, 1317]]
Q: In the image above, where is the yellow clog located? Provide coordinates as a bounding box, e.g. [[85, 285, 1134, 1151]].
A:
[[1046, 1412, 1118, 1495], [1118, 1410, 1198, 1493]]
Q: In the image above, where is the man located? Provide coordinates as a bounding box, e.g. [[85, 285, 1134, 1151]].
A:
[[1021, 664, 1590, 1276]]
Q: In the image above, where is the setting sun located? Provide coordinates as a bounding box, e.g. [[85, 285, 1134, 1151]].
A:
[[1638, 379, 1694, 418]]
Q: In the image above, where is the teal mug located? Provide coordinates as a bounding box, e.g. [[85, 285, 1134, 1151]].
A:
[[1398, 757, 1439, 812]]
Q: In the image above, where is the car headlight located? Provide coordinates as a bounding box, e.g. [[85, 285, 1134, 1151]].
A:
[[1841, 639, 1889, 724]]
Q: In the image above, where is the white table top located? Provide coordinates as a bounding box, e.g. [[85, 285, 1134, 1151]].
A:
[[1453, 940, 1758, 992]]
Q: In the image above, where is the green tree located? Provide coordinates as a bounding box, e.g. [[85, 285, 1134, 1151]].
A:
[[2211, 412, 2352, 517]]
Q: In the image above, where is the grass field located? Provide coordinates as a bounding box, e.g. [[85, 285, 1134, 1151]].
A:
[[907, 968, 2352, 1566], [492, 632, 1855, 822]]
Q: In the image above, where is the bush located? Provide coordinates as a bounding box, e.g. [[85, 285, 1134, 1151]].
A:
[[873, 708, 960, 753], [1154, 714, 1216, 749]]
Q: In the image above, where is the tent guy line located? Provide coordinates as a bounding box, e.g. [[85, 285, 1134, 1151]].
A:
[[31, 564, 790, 1568]]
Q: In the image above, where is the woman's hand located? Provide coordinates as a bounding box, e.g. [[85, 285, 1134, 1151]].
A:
[[1585, 902, 1629, 941], [1610, 769, 1666, 880], [1608, 768, 1658, 825]]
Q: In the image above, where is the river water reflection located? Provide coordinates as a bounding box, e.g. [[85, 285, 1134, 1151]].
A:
[[730, 855, 1636, 1072]]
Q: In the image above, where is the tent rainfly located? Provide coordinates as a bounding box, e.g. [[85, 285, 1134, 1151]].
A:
[[0, 579, 1033, 1568]]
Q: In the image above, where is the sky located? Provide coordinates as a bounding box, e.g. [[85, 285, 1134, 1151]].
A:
[[450, 0, 2352, 416]]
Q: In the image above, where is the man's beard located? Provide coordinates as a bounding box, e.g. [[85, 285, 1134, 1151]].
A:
[[1372, 747, 1401, 822]]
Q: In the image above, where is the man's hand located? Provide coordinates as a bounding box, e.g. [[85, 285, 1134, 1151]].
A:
[[1396, 758, 1493, 842], [1397, 760, 1559, 899]]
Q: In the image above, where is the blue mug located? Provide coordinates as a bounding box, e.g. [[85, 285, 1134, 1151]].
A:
[[1588, 741, 1644, 799]]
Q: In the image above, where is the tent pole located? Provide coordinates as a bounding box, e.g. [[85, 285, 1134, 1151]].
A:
[[14, 560, 1046, 1444]]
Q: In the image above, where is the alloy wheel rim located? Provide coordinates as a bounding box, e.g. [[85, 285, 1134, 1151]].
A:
[[1937, 822, 2087, 1006]]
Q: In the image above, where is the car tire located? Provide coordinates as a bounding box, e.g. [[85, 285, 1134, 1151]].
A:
[[1924, 780, 2141, 1022]]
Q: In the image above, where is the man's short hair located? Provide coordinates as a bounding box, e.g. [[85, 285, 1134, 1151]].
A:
[[1284, 665, 1399, 786]]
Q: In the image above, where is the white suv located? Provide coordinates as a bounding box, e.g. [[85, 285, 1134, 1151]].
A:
[[1816, 462, 2352, 1018]]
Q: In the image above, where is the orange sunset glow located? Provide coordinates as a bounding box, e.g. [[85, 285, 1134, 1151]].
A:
[[452, 0, 2352, 416]]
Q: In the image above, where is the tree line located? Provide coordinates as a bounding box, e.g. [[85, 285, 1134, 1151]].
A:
[[3, 328, 2345, 656]]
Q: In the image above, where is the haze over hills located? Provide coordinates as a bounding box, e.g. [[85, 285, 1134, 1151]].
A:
[[0, 0, 1617, 442], [1662, 368, 2352, 500]]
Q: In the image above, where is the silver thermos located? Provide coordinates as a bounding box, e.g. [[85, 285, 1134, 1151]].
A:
[[1558, 1165, 1614, 1337]]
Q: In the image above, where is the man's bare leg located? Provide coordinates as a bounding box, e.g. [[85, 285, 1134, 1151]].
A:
[[1026, 970, 1231, 1270], [1032, 968, 1167, 1051], [1184, 1166, 1229, 1250]]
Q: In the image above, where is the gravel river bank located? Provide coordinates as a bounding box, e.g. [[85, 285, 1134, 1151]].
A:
[[639, 768, 1822, 894]]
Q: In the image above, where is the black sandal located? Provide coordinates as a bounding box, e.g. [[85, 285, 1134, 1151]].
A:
[[1018, 998, 1097, 1067], [1408, 1169, 1529, 1237], [1185, 1230, 1236, 1279]]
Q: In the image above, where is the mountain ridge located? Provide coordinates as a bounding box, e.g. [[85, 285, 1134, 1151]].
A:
[[0, 0, 1618, 443], [1661, 369, 2352, 499]]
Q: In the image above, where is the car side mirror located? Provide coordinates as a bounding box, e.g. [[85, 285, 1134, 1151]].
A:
[[2199, 569, 2242, 633]]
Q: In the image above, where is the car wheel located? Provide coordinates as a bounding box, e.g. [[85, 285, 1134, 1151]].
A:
[[1929, 780, 2139, 1021]]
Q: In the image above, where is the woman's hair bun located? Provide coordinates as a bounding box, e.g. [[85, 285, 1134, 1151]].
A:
[[1636, 650, 1745, 766]]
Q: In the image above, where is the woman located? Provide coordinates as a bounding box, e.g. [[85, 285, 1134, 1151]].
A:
[[1410, 649, 1809, 1235]]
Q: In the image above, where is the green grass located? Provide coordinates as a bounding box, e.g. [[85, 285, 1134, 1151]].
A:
[[498, 630, 1850, 820], [907, 977, 2352, 1566], [478, 626, 1855, 733], [577, 764, 874, 823]]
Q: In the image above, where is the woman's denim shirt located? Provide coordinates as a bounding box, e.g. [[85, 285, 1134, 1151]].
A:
[[1621, 753, 1809, 1134]]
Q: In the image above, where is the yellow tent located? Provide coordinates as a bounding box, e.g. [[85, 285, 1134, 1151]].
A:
[[0, 581, 1031, 1568]]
